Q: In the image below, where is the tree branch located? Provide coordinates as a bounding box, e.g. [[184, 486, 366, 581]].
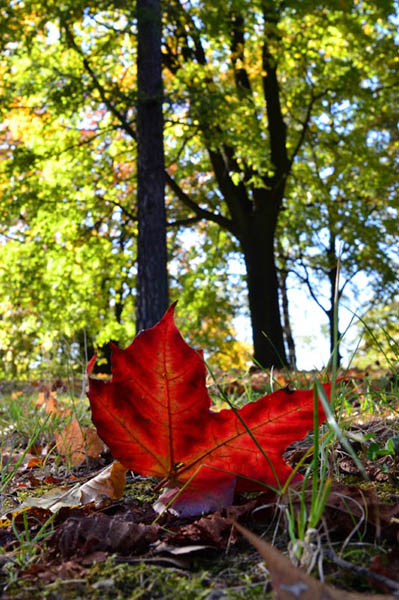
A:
[[61, 20, 137, 141], [324, 549, 399, 593], [230, 12, 253, 94], [101, 197, 137, 222], [294, 259, 329, 316], [165, 2, 266, 223], [164, 171, 236, 234], [167, 216, 202, 228], [288, 89, 327, 168], [261, 7, 289, 180]]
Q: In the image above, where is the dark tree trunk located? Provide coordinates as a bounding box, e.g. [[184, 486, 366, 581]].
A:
[[242, 239, 287, 368], [278, 269, 297, 369], [136, 0, 169, 331], [240, 210, 287, 368], [325, 235, 342, 366], [327, 263, 341, 366]]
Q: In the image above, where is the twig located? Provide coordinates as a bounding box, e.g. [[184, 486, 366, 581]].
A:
[[324, 548, 399, 594]]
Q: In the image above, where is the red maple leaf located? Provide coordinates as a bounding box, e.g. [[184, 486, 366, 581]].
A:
[[88, 305, 330, 515]]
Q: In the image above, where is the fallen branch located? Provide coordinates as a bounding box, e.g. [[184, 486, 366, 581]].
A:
[[324, 549, 399, 594]]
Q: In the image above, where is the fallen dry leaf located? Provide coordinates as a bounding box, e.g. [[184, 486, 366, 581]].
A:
[[152, 541, 215, 556], [45, 394, 58, 415], [370, 548, 399, 592], [6, 461, 127, 514], [22, 558, 89, 585], [55, 512, 159, 557], [234, 521, 393, 599], [55, 417, 87, 466], [83, 426, 105, 457], [26, 456, 42, 468], [165, 513, 235, 549], [55, 417, 104, 466], [79, 460, 127, 503], [36, 387, 58, 414]]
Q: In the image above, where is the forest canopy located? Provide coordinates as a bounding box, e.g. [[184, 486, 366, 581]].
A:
[[0, 0, 398, 378]]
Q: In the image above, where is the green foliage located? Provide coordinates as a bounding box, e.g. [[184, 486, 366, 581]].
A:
[[0, 0, 398, 374], [355, 300, 399, 369], [367, 435, 399, 460], [169, 225, 250, 368], [275, 1, 399, 350]]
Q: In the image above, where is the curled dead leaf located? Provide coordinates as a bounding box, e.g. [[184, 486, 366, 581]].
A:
[[55, 512, 159, 557], [79, 461, 127, 503], [5, 461, 127, 515]]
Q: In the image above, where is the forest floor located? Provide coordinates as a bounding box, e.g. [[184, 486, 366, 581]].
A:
[[1, 367, 399, 599]]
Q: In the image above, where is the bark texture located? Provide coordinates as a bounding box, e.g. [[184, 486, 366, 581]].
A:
[[136, 0, 169, 331], [241, 218, 287, 368], [279, 269, 297, 369]]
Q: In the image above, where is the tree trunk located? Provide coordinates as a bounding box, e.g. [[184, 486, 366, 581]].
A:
[[278, 269, 297, 369], [327, 264, 341, 366], [241, 217, 288, 368], [136, 0, 169, 331]]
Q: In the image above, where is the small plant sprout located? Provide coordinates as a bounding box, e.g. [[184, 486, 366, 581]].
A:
[[367, 435, 399, 481], [284, 382, 332, 574]]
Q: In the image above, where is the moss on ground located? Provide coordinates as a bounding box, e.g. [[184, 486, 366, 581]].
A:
[[3, 550, 273, 599]]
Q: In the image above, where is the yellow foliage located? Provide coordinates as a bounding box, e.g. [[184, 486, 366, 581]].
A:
[[209, 339, 252, 371], [7, 104, 50, 145]]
